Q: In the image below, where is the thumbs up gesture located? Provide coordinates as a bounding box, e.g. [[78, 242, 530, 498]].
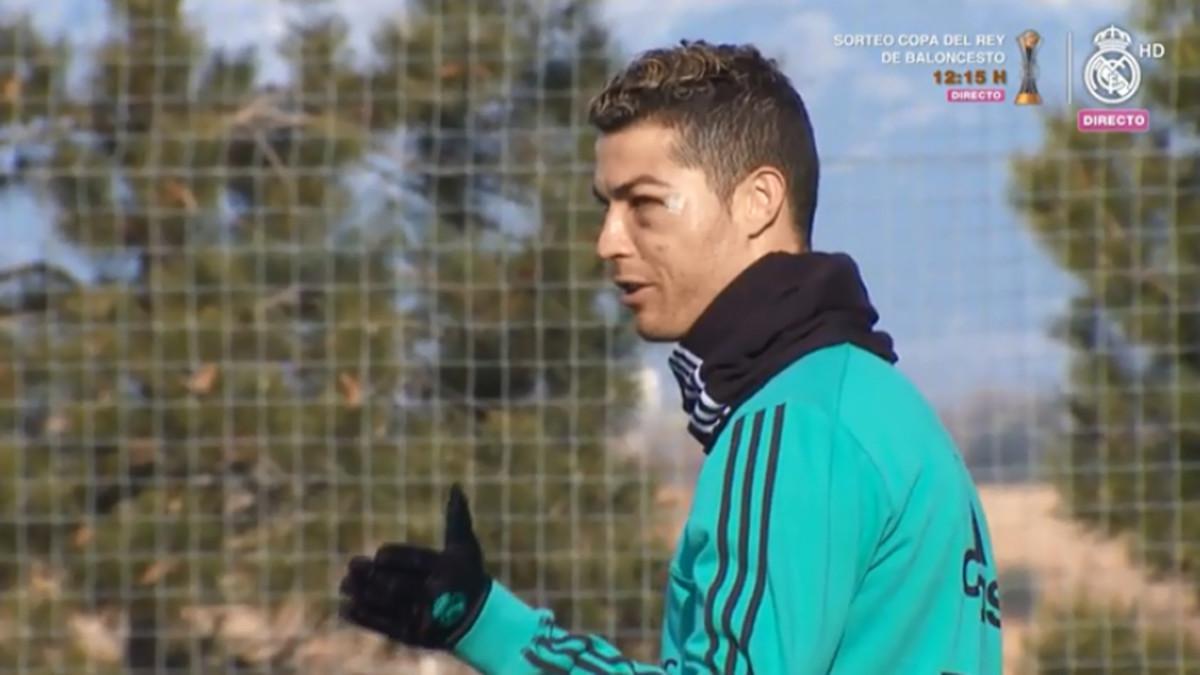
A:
[[338, 484, 493, 649]]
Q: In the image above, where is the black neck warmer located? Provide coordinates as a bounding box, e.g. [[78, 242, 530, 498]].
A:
[[668, 251, 898, 451]]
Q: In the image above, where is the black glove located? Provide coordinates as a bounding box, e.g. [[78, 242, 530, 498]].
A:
[[338, 484, 492, 650]]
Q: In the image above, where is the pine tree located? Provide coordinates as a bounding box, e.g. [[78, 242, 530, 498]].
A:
[[340, 0, 666, 658], [0, 1, 666, 671], [1008, 1, 1200, 670]]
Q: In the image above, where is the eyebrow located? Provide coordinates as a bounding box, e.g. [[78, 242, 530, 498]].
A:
[[592, 174, 672, 203]]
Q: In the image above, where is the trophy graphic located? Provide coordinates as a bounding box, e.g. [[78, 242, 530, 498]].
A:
[[1015, 29, 1043, 105]]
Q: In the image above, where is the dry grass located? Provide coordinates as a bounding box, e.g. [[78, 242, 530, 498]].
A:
[[980, 483, 1200, 673]]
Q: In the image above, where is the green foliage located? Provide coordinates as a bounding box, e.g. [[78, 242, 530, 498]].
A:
[[1023, 599, 1200, 674], [1009, 0, 1200, 669], [0, 0, 664, 670]]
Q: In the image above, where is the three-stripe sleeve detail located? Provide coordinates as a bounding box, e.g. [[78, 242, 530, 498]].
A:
[[700, 416, 747, 671], [702, 404, 787, 674], [518, 403, 787, 675], [737, 404, 786, 654], [719, 410, 767, 674], [523, 630, 665, 674]]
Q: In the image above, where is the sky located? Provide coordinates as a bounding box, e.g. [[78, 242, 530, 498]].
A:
[[0, 0, 1147, 415]]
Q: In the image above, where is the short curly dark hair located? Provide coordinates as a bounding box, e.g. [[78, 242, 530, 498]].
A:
[[588, 40, 820, 246]]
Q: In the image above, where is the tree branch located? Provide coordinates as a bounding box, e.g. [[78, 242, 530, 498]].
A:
[[0, 260, 82, 317], [0, 260, 81, 287]]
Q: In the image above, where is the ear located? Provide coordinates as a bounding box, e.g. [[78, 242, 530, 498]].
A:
[[732, 165, 787, 240]]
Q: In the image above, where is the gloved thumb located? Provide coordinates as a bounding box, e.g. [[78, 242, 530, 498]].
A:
[[443, 483, 482, 563]]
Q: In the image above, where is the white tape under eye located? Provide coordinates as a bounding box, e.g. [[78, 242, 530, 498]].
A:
[[664, 194, 685, 215]]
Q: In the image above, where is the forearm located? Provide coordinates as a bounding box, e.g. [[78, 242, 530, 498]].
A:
[[454, 582, 666, 675]]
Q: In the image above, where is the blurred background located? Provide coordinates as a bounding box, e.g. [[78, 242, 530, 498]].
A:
[[0, 0, 1196, 673]]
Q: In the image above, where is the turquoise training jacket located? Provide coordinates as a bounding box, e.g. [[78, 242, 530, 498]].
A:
[[451, 342, 1004, 674]]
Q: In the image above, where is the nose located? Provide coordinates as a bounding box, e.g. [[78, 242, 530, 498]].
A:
[[596, 208, 632, 262]]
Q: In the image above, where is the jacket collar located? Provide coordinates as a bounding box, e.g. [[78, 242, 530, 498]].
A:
[[668, 251, 898, 450]]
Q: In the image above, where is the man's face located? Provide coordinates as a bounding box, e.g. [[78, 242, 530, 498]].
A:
[[593, 121, 740, 342]]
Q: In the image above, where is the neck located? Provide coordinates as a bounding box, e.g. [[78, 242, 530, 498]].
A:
[[668, 250, 897, 450]]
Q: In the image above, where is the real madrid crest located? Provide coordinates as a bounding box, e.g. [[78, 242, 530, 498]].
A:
[[1083, 25, 1142, 105]]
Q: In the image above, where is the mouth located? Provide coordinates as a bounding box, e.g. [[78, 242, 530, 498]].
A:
[[614, 280, 652, 304]]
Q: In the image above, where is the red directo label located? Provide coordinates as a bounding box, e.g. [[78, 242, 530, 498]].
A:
[[1076, 109, 1150, 133], [946, 88, 1006, 103]]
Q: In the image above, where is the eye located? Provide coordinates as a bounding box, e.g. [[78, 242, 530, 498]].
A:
[[629, 196, 659, 209]]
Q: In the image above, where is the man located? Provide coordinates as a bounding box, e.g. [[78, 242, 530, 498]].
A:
[[339, 40, 1004, 674]]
